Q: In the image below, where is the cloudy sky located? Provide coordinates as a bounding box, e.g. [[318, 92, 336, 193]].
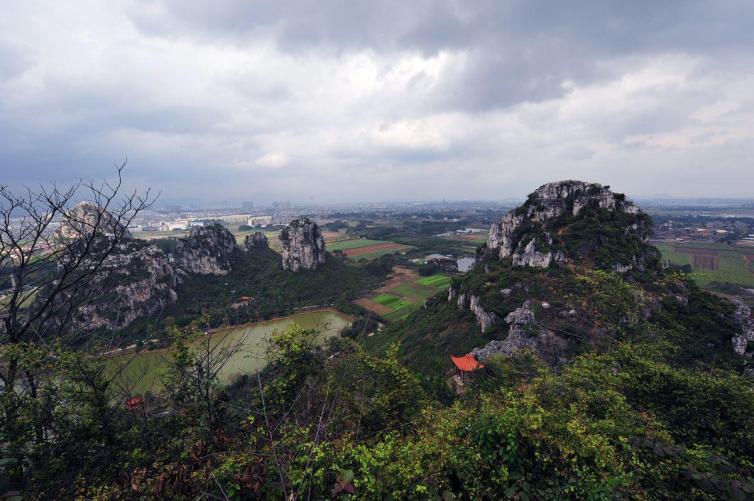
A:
[[1, 1, 753, 204]]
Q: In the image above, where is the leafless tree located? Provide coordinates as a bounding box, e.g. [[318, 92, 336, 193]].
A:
[[0, 161, 155, 481]]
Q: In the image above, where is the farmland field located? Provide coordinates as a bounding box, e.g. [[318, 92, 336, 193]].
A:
[[355, 267, 451, 321], [653, 241, 754, 288], [327, 238, 414, 260]]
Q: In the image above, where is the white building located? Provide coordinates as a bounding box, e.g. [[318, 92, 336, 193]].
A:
[[247, 215, 273, 227]]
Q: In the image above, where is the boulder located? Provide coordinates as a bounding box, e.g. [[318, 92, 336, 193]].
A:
[[174, 224, 238, 275], [279, 218, 326, 271], [57, 201, 132, 240], [244, 231, 269, 250]]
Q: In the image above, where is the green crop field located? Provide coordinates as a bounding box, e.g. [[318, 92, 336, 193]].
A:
[[326, 238, 390, 251], [417, 274, 452, 288], [653, 241, 754, 288], [362, 273, 452, 322]]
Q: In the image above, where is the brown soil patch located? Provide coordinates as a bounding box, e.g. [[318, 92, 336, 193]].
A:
[[692, 254, 719, 270], [676, 247, 719, 270], [355, 298, 393, 317], [344, 243, 409, 257], [322, 231, 346, 242], [354, 267, 421, 318], [376, 266, 419, 292], [743, 254, 754, 272], [456, 233, 487, 241]]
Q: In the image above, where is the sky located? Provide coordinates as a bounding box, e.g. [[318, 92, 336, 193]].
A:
[[1, 0, 753, 204]]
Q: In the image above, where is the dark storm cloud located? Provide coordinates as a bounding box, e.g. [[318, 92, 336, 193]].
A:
[[128, 0, 754, 111], [1, 1, 753, 201]]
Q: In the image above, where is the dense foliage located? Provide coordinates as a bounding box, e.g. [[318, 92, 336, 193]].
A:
[[4, 199, 754, 499], [116, 247, 389, 345]]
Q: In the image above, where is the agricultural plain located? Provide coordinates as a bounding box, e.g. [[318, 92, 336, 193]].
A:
[[355, 266, 451, 321], [653, 241, 754, 288], [327, 238, 413, 260]]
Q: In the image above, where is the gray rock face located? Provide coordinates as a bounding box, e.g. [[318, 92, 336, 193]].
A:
[[469, 295, 498, 332], [279, 218, 326, 271], [174, 224, 239, 276], [46, 241, 177, 331], [731, 300, 754, 356], [472, 301, 566, 367], [244, 231, 269, 250], [487, 180, 647, 269], [450, 287, 498, 332], [57, 201, 131, 240]]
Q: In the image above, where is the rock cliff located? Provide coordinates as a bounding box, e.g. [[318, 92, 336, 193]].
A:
[[279, 218, 326, 271], [42, 221, 242, 332], [244, 231, 269, 250], [449, 288, 497, 332], [57, 201, 131, 240], [731, 300, 754, 356], [471, 301, 566, 367], [174, 224, 239, 276], [486, 180, 657, 271], [39, 240, 177, 332], [76, 242, 177, 329]]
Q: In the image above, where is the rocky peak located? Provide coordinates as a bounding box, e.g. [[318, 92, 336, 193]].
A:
[[57, 201, 132, 241], [244, 231, 269, 250], [37, 240, 177, 332], [174, 223, 239, 276], [279, 218, 326, 271], [486, 180, 657, 271]]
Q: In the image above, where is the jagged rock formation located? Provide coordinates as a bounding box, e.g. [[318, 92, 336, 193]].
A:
[[174, 224, 238, 276], [471, 301, 566, 367], [244, 232, 269, 250], [37, 240, 177, 332], [279, 218, 326, 271], [57, 201, 131, 240], [486, 181, 657, 271], [449, 288, 497, 332], [42, 220, 242, 332], [731, 300, 754, 356], [73, 242, 177, 329]]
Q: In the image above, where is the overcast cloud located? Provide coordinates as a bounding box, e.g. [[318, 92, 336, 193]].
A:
[[1, 0, 753, 203]]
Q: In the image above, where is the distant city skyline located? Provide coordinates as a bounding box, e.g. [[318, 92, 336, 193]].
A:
[[2, 1, 753, 201]]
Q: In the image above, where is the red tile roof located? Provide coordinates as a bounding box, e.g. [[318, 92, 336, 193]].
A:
[[451, 354, 483, 372]]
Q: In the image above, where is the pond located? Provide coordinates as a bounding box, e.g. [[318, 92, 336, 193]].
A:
[[108, 309, 353, 394]]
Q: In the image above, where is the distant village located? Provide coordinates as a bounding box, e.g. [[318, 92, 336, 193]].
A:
[[652, 218, 754, 246]]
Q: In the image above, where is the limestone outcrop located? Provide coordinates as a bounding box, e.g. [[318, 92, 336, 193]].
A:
[[472, 301, 566, 367], [486, 180, 657, 271], [279, 218, 326, 271], [57, 201, 131, 240], [41, 220, 243, 332], [731, 300, 754, 356], [174, 224, 239, 276], [39, 240, 177, 331], [244, 231, 269, 250], [449, 287, 498, 332]]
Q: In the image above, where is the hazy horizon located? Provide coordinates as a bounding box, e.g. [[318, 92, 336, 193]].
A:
[[2, 1, 753, 203]]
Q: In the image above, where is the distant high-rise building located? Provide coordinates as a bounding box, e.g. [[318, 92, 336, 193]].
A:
[[241, 201, 254, 210]]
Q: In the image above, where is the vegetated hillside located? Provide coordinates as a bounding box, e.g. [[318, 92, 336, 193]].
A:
[[121, 246, 390, 340], [367, 181, 751, 375], [11, 182, 754, 500]]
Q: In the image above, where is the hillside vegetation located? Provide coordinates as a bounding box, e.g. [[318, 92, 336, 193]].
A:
[[4, 182, 754, 500]]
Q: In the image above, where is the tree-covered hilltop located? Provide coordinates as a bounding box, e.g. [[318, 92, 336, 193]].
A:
[[3, 181, 754, 499], [84, 238, 395, 348]]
